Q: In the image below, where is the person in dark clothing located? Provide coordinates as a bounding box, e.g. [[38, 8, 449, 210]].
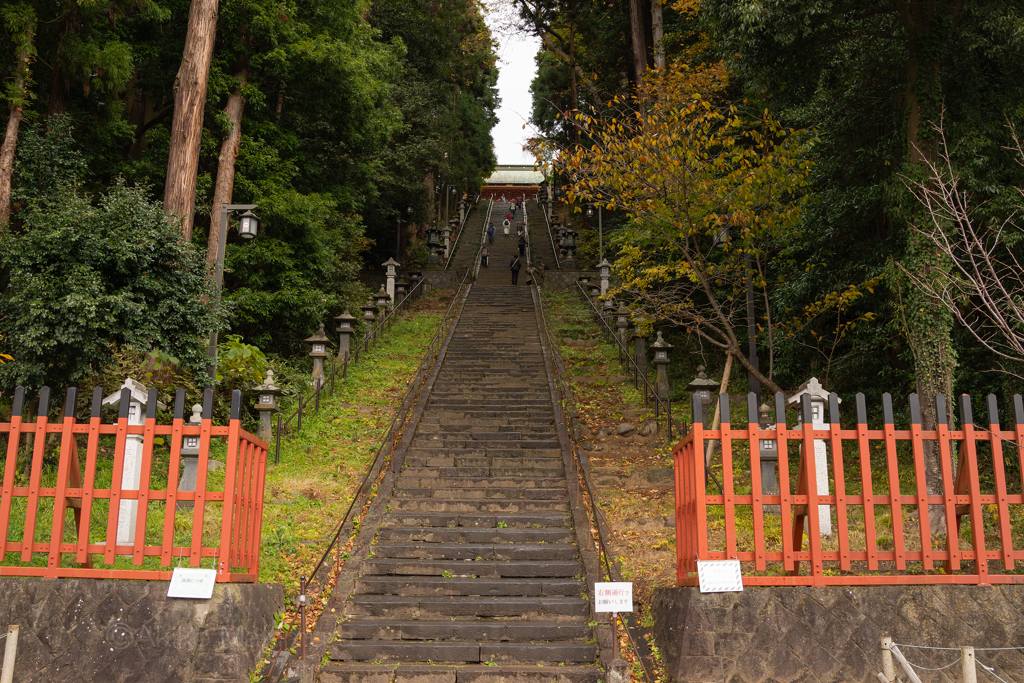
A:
[[487, 223, 495, 243], [517, 236, 526, 256], [510, 256, 522, 285], [481, 246, 489, 267]]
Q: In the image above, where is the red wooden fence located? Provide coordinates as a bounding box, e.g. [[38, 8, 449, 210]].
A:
[[0, 385, 268, 582], [675, 390, 1024, 586]]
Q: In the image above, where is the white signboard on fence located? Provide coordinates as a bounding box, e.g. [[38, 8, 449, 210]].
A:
[[594, 582, 633, 612], [167, 568, 217, 599], [697, 560, 744, 593]]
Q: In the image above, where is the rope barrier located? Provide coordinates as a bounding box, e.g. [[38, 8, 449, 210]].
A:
[[978, 661, 1012, 683]]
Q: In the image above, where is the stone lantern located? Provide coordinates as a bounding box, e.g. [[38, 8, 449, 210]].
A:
[[444, 218, 457, 260], [176, 403, 204, 511], [579, 275, 590, 287], [102, 378, 165, 545], [408, 271, 422, 299], [395, 278, 409, 305], [602, 298, 616, 328], [361, 298, 377, 343], [757, 403, 780, 514], [632, 316, 647, 377], [304, 323, 330, 389], [598, 258, 612, 295], [589, 283, 601, 299], [685, 366, 720, 427], [458, 198, 468, 224], [615, 306, 631, 355], [787, 377, 839, 535], [375, 285, 392, 334], [382, 257, 400, 299], [335, 307, 357, 360], [425, 226, 442, 266], [253, 370, 281, 442], [651, 331, 673, 399]]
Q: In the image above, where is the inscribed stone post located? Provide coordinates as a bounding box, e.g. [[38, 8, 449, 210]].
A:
[[102, 379, 164, 548], [787, 377, 838, 535]]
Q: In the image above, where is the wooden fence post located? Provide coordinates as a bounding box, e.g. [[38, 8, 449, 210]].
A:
[[879, 637, 895, 683], [1, 625, 18, 683]]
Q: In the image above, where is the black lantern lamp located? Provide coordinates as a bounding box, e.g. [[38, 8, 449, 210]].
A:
[[238, 210, 259, 240]]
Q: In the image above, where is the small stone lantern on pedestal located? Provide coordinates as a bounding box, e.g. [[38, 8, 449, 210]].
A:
[[598, 258, 612, 295], [361, 298, 377, 343], [615, 306, 631, 356], [685, 366, 720, 427], [589, 282, 601, 299], [335, 307, 357, 360], [382, 257, 400, 299], [757, 403, 780, 514], [458, 198, 468, 224], [425, 226, 442, 266], [787, 377, 838, 536], [253, 370, 281, 442], [395, 278, 409, 305], [304, 323, 330, 389], [651, 331, 673, 399], [375, 286, 392, 332], [603, 298, 615, 328], [408, 271, 422, 298], [177, 403, 203, 511]]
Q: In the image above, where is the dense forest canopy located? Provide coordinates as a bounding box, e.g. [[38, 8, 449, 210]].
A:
[[0, 0, 498, 391]]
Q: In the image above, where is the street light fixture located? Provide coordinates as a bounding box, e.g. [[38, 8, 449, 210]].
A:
[[208, 203, 259, 379]]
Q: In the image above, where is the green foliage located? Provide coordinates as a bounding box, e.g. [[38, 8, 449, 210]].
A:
[[0, 124, 222, 392], [216, 335, 270, 385]]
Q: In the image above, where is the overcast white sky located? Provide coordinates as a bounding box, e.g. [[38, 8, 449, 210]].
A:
[[486, 10, 540, 165]]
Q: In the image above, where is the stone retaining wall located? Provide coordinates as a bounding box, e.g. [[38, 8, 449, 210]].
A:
[[652, 585, 1024, 683], [0, 577, 282, 683]]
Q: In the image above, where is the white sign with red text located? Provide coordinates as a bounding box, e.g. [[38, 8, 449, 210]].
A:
[[594, 582, 633, 613]]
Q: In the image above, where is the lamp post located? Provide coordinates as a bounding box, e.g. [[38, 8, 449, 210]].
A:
[[208, 203, 259, 379]]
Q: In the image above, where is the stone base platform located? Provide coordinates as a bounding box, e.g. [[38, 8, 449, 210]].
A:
[[0, 577, 282, 683], [652, 584, 1024, 683]]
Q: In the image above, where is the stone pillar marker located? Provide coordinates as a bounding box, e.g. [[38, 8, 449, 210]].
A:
[[787, 377, 838, 536], [651, 331, 673, 398], [382, 257, 400, 299], [598, 258, 611, 295], [177, 403, 204, 510], [304, 323, 330, 389], [102, 378, 165, 546], [253, 370, 281, 442], [335, 307, 357, 360]]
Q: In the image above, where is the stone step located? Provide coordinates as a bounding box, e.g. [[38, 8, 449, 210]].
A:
[[346, 595, 589, 619], [388, 499, 570, 514], [320, 663, 602, 683], [416, 424, 555, 434], [326, 641, 597, 664], [381, 513, 572, 529], [335, 620, 592, 642], [396, 475, 565, 489], [404, 449, 562, 459], [376, 526, 575, 545], [371, 543, 578, 562], [394, 488, 567, 501], [359, 559, 581, 578], [355, 575, 585, 596]]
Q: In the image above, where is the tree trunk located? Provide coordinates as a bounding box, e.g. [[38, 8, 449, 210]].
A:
[[164, 0, 219, 241], [206, 61, 249, 273], [651, 0, 664, 70], [0, 36, 34, 227], [628, 0, 648, 84], [894, 0, 963, 535]]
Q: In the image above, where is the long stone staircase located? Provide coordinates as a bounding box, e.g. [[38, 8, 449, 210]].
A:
[[321, 282, 600, 682], [446, 201, 489, 272], [526, 200, 558, 271]]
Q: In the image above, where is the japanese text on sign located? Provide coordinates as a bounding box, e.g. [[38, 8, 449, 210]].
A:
[[167, 568, 217, 599], [594, 582, 633, 612]]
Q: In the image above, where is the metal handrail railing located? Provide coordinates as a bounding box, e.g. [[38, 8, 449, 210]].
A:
[[471, 198, 495, 280], [265, 265, 474, 679], [275, 276, 426, 461], [531, 282, 654, 683], [444, 191, 481, 269]]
